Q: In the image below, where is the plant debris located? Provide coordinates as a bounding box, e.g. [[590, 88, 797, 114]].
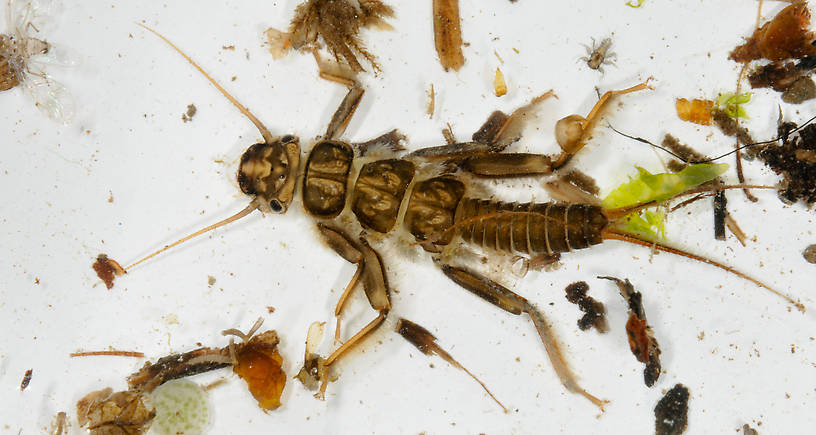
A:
[[128, 347, 231, 394], [713, 191, 727, 240], [397, 318, 507, 412], [654, 384, 690, 435], [265, 0, 395, 73], [675, 98, 713, 125], [494, 67, 507, 97], [712, 108, 755, 146], [181, 103, 196, 122], [433, 0, 465, 71], [716, 92, 751, 119], [804, 244, 816, 263], [92, 254, 125, 289], [50, 411, 68, 435], [599, 276, 662, 387], [757, 121, 816, 205], [231, 330, 287, 411], [564, 281, 608, 332], [782, 77, 816, 103], [20, 368, 32, 391], [730, 1, 816, 63], [426, 83, 435, 118], [71, 350, 145, 357], [295, 321, 328, 396], [76, 388, 155, 435]]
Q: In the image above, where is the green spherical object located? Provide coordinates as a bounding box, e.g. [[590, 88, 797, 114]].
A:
[[150, 379, 212, 435]]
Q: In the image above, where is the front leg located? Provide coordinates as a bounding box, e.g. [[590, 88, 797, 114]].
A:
[[439, 263, 607, 410], [321, 71, 366, 140]]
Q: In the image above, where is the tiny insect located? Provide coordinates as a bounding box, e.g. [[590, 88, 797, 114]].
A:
[[96, 25, 802, 420], [0, 0, 74, 122], [581, 37, 616, 72]]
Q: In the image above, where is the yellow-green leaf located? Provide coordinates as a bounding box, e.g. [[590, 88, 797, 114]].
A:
[[602, 163, 729, 209]]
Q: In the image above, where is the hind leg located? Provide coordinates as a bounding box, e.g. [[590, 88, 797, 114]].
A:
[[438, 263, 607, 410]]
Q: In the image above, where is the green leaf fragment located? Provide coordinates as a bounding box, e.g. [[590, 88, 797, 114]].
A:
[[625, 0, 646, 7], [602, 163, 729, 209], [620, 209, 666, 240], [602, 163, 729, 240], [716, 92, 751, 119]]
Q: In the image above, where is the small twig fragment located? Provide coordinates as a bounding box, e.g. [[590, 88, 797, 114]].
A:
[[397, 318, 508, 412], [127, 347, 231, 393], [70, 350, 145, 358], [433, 0, 465, 71], [426, 83, 435, 118]]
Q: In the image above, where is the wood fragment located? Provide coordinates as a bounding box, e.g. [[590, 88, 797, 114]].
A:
[[397, 318, 508, 412], [71, 350, 145, 358], [433, 0, 465, 71], [713, 191, 727, 241], [20, 369, 32, 391], [426, 83, 435, 118], [725, 214, 748, 247], [128, 347, 231, 393], [494, 67, 507, 97]]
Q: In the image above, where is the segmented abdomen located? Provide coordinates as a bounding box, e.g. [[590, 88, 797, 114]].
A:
[[456, 199, 607, 255]]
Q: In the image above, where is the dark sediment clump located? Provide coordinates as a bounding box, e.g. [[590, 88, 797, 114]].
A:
[[565, 281, 608, 333], [757, 122, 816, 205], [654, 384, 690, 435]]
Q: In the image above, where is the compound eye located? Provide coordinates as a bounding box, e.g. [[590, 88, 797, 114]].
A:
[[269, 200, 283, 213], [281, 134, 296, 143]]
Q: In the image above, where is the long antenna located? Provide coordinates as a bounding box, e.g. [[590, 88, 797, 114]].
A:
[[136, 23, 276, 145], [125, 201, 258, 271]]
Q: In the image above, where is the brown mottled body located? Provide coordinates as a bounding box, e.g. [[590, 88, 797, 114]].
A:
[[299, 136, 609, 257], [0, 36, 20, 91]]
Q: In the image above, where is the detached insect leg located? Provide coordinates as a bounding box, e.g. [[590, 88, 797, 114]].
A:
[[438, 263, 607, 410]]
